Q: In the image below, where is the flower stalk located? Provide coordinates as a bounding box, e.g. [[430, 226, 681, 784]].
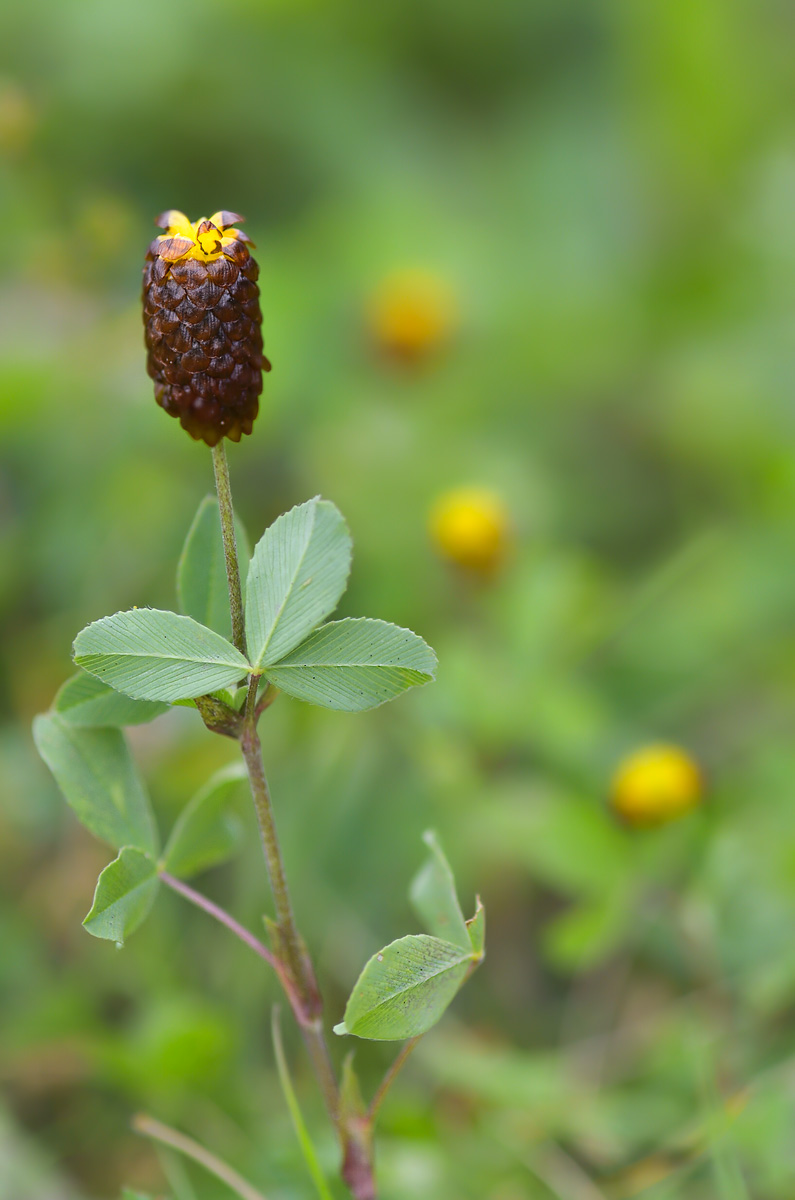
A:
[[212, 440, 247, 659], [213, 446, 344, 1155]]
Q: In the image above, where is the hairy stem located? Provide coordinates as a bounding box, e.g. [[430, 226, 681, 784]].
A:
[[211, 449, 352, 1184], [212, 440, 247, 659], [240, 679, 305, 986], [241, 679, 340, 1126], [133, 1113, 268, 1200]]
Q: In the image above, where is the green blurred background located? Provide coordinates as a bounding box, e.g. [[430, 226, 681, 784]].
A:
[[2, 0, 795, 1196]]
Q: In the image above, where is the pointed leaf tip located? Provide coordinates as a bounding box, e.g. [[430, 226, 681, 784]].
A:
[[410, 830, 469, 949]]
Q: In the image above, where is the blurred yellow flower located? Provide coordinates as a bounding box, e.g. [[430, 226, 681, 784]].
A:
[[0, 79, 35, 155], [429, 487, 509, 573], [610, 744, 703, 826], [368, 268, 457, 362]]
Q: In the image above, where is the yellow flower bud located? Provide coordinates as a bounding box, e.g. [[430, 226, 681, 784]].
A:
[[610, 744, 703, 826], [429, 487, 509, 573], [367, 268, 457, 362]]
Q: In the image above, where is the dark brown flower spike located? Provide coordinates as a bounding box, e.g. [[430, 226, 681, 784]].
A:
[[142, 210, 270, 446]]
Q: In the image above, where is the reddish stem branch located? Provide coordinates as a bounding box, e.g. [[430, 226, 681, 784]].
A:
[[159, 871, 305, 1022]]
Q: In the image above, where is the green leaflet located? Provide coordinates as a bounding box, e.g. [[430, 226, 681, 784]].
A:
[[54, 671, 168, 727], [32, 713, 159, 855], [245, 498, 352, 668], [177, 495, 250, 640], [83, 847, 159, 945], [163, 763, 248, 879], [73, 608, 250, 702], [264, 618, 436, 711], [337, 832, 484, 1042], [409, 830, 470, 949], [333, 934, 471, 1041]]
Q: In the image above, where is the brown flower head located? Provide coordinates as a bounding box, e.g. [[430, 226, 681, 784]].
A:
[[143, 210, 271, 446]]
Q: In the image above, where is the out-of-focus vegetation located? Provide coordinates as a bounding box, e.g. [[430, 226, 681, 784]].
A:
[[2, 0, 795, 1196]]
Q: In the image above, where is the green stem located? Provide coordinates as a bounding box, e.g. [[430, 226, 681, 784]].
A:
[[241, 679, 340, 1127], [211, 449, 344, 1176], [240, 677, 304, 985], [212, 440, 247, 659], [133, 1113, 268, 1200], [367, 1038, 421, 1124], [272, 1007, 335, 1200]]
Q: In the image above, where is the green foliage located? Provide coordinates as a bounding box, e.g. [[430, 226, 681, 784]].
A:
[[54, 671, 169, 727], [263, 618, 436, 711], [409, 830, 470, 949], [83, 847, 159, 945], [334, 934, 471, 1041], [163, 763, 248, 879], [73, 608, 250, 702], [10, 0, 795, 1190], [178, 495, 250, 640], [32, 714, 158, 855], [245, 498, 352, 668], [337, 833, 482, 1040]]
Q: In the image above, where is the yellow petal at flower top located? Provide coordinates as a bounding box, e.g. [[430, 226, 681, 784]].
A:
[[610, 744, 703, 827], [143, 209, 270, 445], [151, 212, 254, 264]]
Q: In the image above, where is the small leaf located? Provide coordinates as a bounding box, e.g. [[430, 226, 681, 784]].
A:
[[33, 714, 158, 854], [163, 763, 248, 878], [340, 1052, 367, 1123], [339, 1053, 373, 1179], [74, 608, 250, 702], [333, 934, 470, 1041], [467, 897, 485, 959], [245, 498, 352, 668], [54, 671, 168, 727], [409, 830, 470, 949], [177, 495, 250, 639], [83, 847, 159, 944], [264, 618, 436, 711]]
